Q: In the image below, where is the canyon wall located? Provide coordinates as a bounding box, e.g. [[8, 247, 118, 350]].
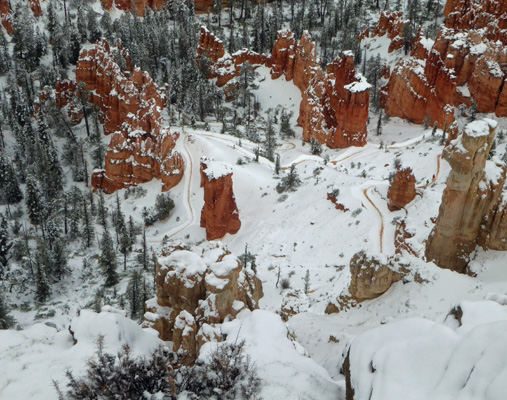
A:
[[198, 28, 370, 150], [381, 0, 507, 128], [75, 41, 184, 193], [100, 0, 165, 16], [425, 119, 507, 273], [200, 159, 241, 240], [144, 243, 262, 363], [0, 0, 12, 34]]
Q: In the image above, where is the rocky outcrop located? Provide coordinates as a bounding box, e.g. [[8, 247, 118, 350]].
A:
[[382, 0, 507, 126], [197, 27, 270, 88], [387, 167, 416, 211], [381, 51, 456, 129], [200, 159, 241, 240], [194, 0, 214, 13], [270, 30, 370, 148], [100, 0, 165, 16], [0, 0, 12, 34], [426, 119, 507, 273], [76, 41, 184, 193], [144, 243, 263, 363], [370, 11, 407, 53], [348, 251, 409, 302], [30, 0, 42, 17], [198, 28, 370, 149]]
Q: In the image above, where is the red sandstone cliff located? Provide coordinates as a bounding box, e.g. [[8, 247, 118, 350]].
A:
[[30, 0, 42, 17], [382, 0, 507, 127], [0, 0, 12, 34], [100, 0, 165, 16], [200, 159, 241, 240], [371, 11, 407, 53], [196, 27, 269, 88], [387, 167, 416, 211], [426, 119, 507, 273], [75, 41, 184, 193]]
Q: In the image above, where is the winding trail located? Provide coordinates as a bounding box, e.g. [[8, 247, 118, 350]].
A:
[[362, 185, 385, 253], [418, 154, 442, 189], [164, 134, 197, 241]]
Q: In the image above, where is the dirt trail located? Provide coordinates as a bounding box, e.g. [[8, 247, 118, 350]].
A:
[[418, 154, 442, 189], [166, 134, 196, 240], [363, 186, 384, 253]]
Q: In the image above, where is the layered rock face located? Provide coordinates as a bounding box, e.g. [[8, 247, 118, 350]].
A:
[[75, 41, 184, 193], [348, 251, 408, 302], [0, 0, 12, 34], [144, 243, 263, 363], [200, 159, 241, 241], [272, 31, 370, 148], [30, 0, 42, 17], [197, 27, 270, 87], [100, 0, 165, 16], [370, 11, 407, 53], [387, 167, 416, 211], [197, 28, 370, 149], [381, 0, 507, 127], [426, 119, 507, 273]]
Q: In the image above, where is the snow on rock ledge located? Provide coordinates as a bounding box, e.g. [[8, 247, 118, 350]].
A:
[[200, 158, 241, 241], [344, 300, 507, 400], [144, 242, 263, 364]]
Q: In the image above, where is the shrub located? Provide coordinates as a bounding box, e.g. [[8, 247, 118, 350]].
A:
[[143, 193, 175, 226], [62, 337, 262, 400]]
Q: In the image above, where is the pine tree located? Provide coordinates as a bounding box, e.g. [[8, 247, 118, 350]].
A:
[[82, 197, 94, 248], [139, 228, 148, 271], [275, 154, 281, 175], [25, 174, 44, 227], [310, 138, 322, 155], [126, 270, 145, 321], [118, 220, 130, 272], [376, 113, 383, 136], [35, 254, 51, 304], [431, 122, 438, 137], [0, 155, 23, 209], [0, 293, 15, 329], [0, 214, 11, 280], [264, 117, 277, 161], [97, 191, 108, 228], [51, 237, 68, 281], [100, 229, 118, 287]]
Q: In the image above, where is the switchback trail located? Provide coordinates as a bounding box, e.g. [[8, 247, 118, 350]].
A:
[[363, 185, 385, 254]]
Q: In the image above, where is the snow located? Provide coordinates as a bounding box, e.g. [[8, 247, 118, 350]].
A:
[[464, 120, 492, 137], [0, 309, 162, 399], [200, 310, 343, 400], [202, 160, 233, 180], [158, 250, 207, 285]]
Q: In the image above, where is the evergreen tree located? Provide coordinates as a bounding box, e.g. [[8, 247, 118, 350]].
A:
[[264, 117, 277, 161], [0, 155, 23, 208], [376, 113, 383, 136], [139, 228, 148, 271], [25, 174, 44, 227], [310, 138, 322, 155], [35, 250, 51, 304], [97, 191, 108, 228], [0, 214, 11, 280], [118, 220, 130, 272], [82, 197, 94, 248], [276, 164, 301, 193], [0, 293, 15, 329], [100, 229, 118, 287], [280, 111, 295, 138], [126, 270, 145, 321], [275, 154, 281, 175]]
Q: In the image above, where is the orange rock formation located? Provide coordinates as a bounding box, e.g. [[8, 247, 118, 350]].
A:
[[370, 11, 407, 53], [0, 0, 12, 34], [30, 0, 42, 17], [200, 159, 241, 240], [196, 27, 270, 87], [426, 119, 507, 273], [100, 0, 165, 16], [197, 28, 370, 149], [144, 244, 262, 363], [381, 0, 507, 128], [387, 167, 416, 211], [75, 41, 184, 193]]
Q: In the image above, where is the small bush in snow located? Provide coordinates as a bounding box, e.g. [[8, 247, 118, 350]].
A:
[[280, 278, 291, 290], [143, 193, 175, 226], [351, 208, 363, 218]]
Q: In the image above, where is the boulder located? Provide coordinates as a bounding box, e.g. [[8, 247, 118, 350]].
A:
[[348, 251, 409, 302], [387, 167, 416, 211], [200, 159, 241, 241], [144, 243, 263, 363], [425, 119, 507, 273]]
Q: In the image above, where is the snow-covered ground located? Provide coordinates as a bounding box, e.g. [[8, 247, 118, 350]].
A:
[[3, 30, 507, 400]]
